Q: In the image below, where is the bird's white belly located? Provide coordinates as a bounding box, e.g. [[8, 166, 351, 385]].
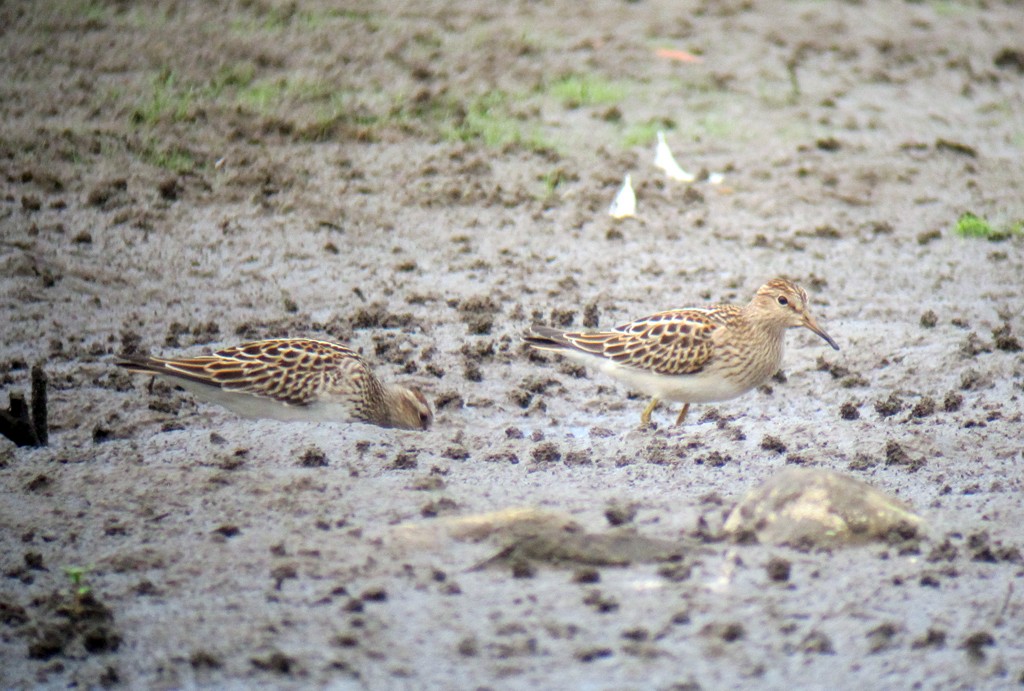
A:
[[601, 363, 751, 403], [169, 378, 352, 423], [556, 350, 764, 404]]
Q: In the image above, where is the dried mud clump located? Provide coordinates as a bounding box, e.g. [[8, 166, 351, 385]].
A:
[[433, 390, 464, 410], [163, 320, 221, 348], [483, 451, 519, 464], [919, 310, 938, 328], [510, 376, 562, 409], [421, 497, 459, 518], [910, 396, 935, 418], [995, 47, 1024, 72], [866, 622, 901, 654], [572, 568, 600, 584], [884, 440, 925, 471], [158, 176, 181, 200], [874, 394, 903, 418], [250, 650, 298, 675], [442, 445, 470, 461], [701, 621, 745, 643], [943, 392, 964, 412], [549, 308, 576, 327], [85, 178, 129, 210], [959, 368, 988, 390], [960, 332, 991, 357], [801, 630, 835, 655], [816, 356, 851, 379], [463, 361, 483, 382], [530, 442, 562, 463], [760, 436, 787, 454], [564, 450, 593, 466], [992, 323, 1022, 352], [576, 646, 613, 662], [927, 538, 959, 563], [190, 650, 223, 670], [583, 590, 619, 612], [350, 303, 416, 330], [508, 388, 532, 409], [966, 531, 1023, 564], [298, 446, 329, 468], [765, 557, 791, 582], [695, 451, 732, 467], [25, 591, 122, 660], [389, 452, 419, 470], [604, 504, 637, 526], [457, 295, 501, 335], [840, 401, 861, 420], [911, 629, 947, 650], [657, 562, 693, 582]]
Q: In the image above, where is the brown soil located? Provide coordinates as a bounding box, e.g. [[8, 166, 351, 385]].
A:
[[2, 1, 1024, 688]]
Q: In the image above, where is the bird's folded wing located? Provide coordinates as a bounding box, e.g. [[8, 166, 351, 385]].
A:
[[561, 310, 724, 375]]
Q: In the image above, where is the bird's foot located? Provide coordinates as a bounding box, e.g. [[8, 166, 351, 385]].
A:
[[640, 398, 659, 428]]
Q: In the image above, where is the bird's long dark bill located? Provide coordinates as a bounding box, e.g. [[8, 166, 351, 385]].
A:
[[804, 316, 840, 350]]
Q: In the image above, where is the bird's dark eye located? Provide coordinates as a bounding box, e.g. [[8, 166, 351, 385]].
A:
[[777, 296, 789, 306]]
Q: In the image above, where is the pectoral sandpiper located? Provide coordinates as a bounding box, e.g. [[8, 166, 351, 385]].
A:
[[117, 338, 433, 431], [524, 278, 839, 426]]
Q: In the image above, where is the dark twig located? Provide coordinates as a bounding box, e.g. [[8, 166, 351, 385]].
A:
[[0, 365, 49, 447], [31, 365, 48, 445]]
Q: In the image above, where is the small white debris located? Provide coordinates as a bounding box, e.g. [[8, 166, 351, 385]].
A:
[[708, 171, 725, 185], [609, 174, 636, 219], [214, 157, 227, 170], [654, 131, 695, 182]]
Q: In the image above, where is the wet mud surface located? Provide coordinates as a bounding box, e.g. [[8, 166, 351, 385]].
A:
[[2, 1, 1024, 688]]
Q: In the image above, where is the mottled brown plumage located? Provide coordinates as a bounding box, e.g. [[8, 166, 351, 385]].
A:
[[524, 278, 839, 426], [117, 338, 432, 431]]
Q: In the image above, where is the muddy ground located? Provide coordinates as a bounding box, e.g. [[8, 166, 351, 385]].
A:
[[2, 0, 1024, 688]]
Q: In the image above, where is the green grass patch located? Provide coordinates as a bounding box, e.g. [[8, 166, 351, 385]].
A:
[[622, 119, 674, 147], [138, 140, 196, 173], [548, 74, 627, 108], [929, 0, 973, 17], [538, 167, 575, 199], [954, 212, 1023, 241], [232, 76, 343, 116], [459, 93, 523, 147], [439, 91, 552, 151], [235, 79, 288, 112], [81, 2, 109, 23], [210, 62, 257, 94], [131, 71, 196, 125]]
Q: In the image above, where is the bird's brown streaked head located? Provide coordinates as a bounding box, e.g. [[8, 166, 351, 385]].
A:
[[390, 387, 433, 430], [753, 278, 839, 350]]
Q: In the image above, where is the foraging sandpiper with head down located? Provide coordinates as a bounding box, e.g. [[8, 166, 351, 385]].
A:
[[524, 278, 839, 427], [117, 338, 433, 431]]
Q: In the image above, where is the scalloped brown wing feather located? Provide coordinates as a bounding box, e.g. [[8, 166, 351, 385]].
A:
[[157, 339, 365, 407], [562, 307, 738, 376]]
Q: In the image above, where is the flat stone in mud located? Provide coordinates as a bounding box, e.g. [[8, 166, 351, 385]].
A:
[[723, 467, 924, 547]]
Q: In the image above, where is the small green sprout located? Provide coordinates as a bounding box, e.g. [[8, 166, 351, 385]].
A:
[[954, 212, 994, 238], [63, 566, 92, 599], [954, 212, 1023, 241]]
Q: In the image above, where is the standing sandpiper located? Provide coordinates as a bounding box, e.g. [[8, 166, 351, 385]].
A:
[[523, 278, 839, 426], [117, 338, 433, 431]]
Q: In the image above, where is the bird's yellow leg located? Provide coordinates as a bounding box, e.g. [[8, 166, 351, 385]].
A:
[[674, 403, 691, 426], [640, 398, 659, 425]]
